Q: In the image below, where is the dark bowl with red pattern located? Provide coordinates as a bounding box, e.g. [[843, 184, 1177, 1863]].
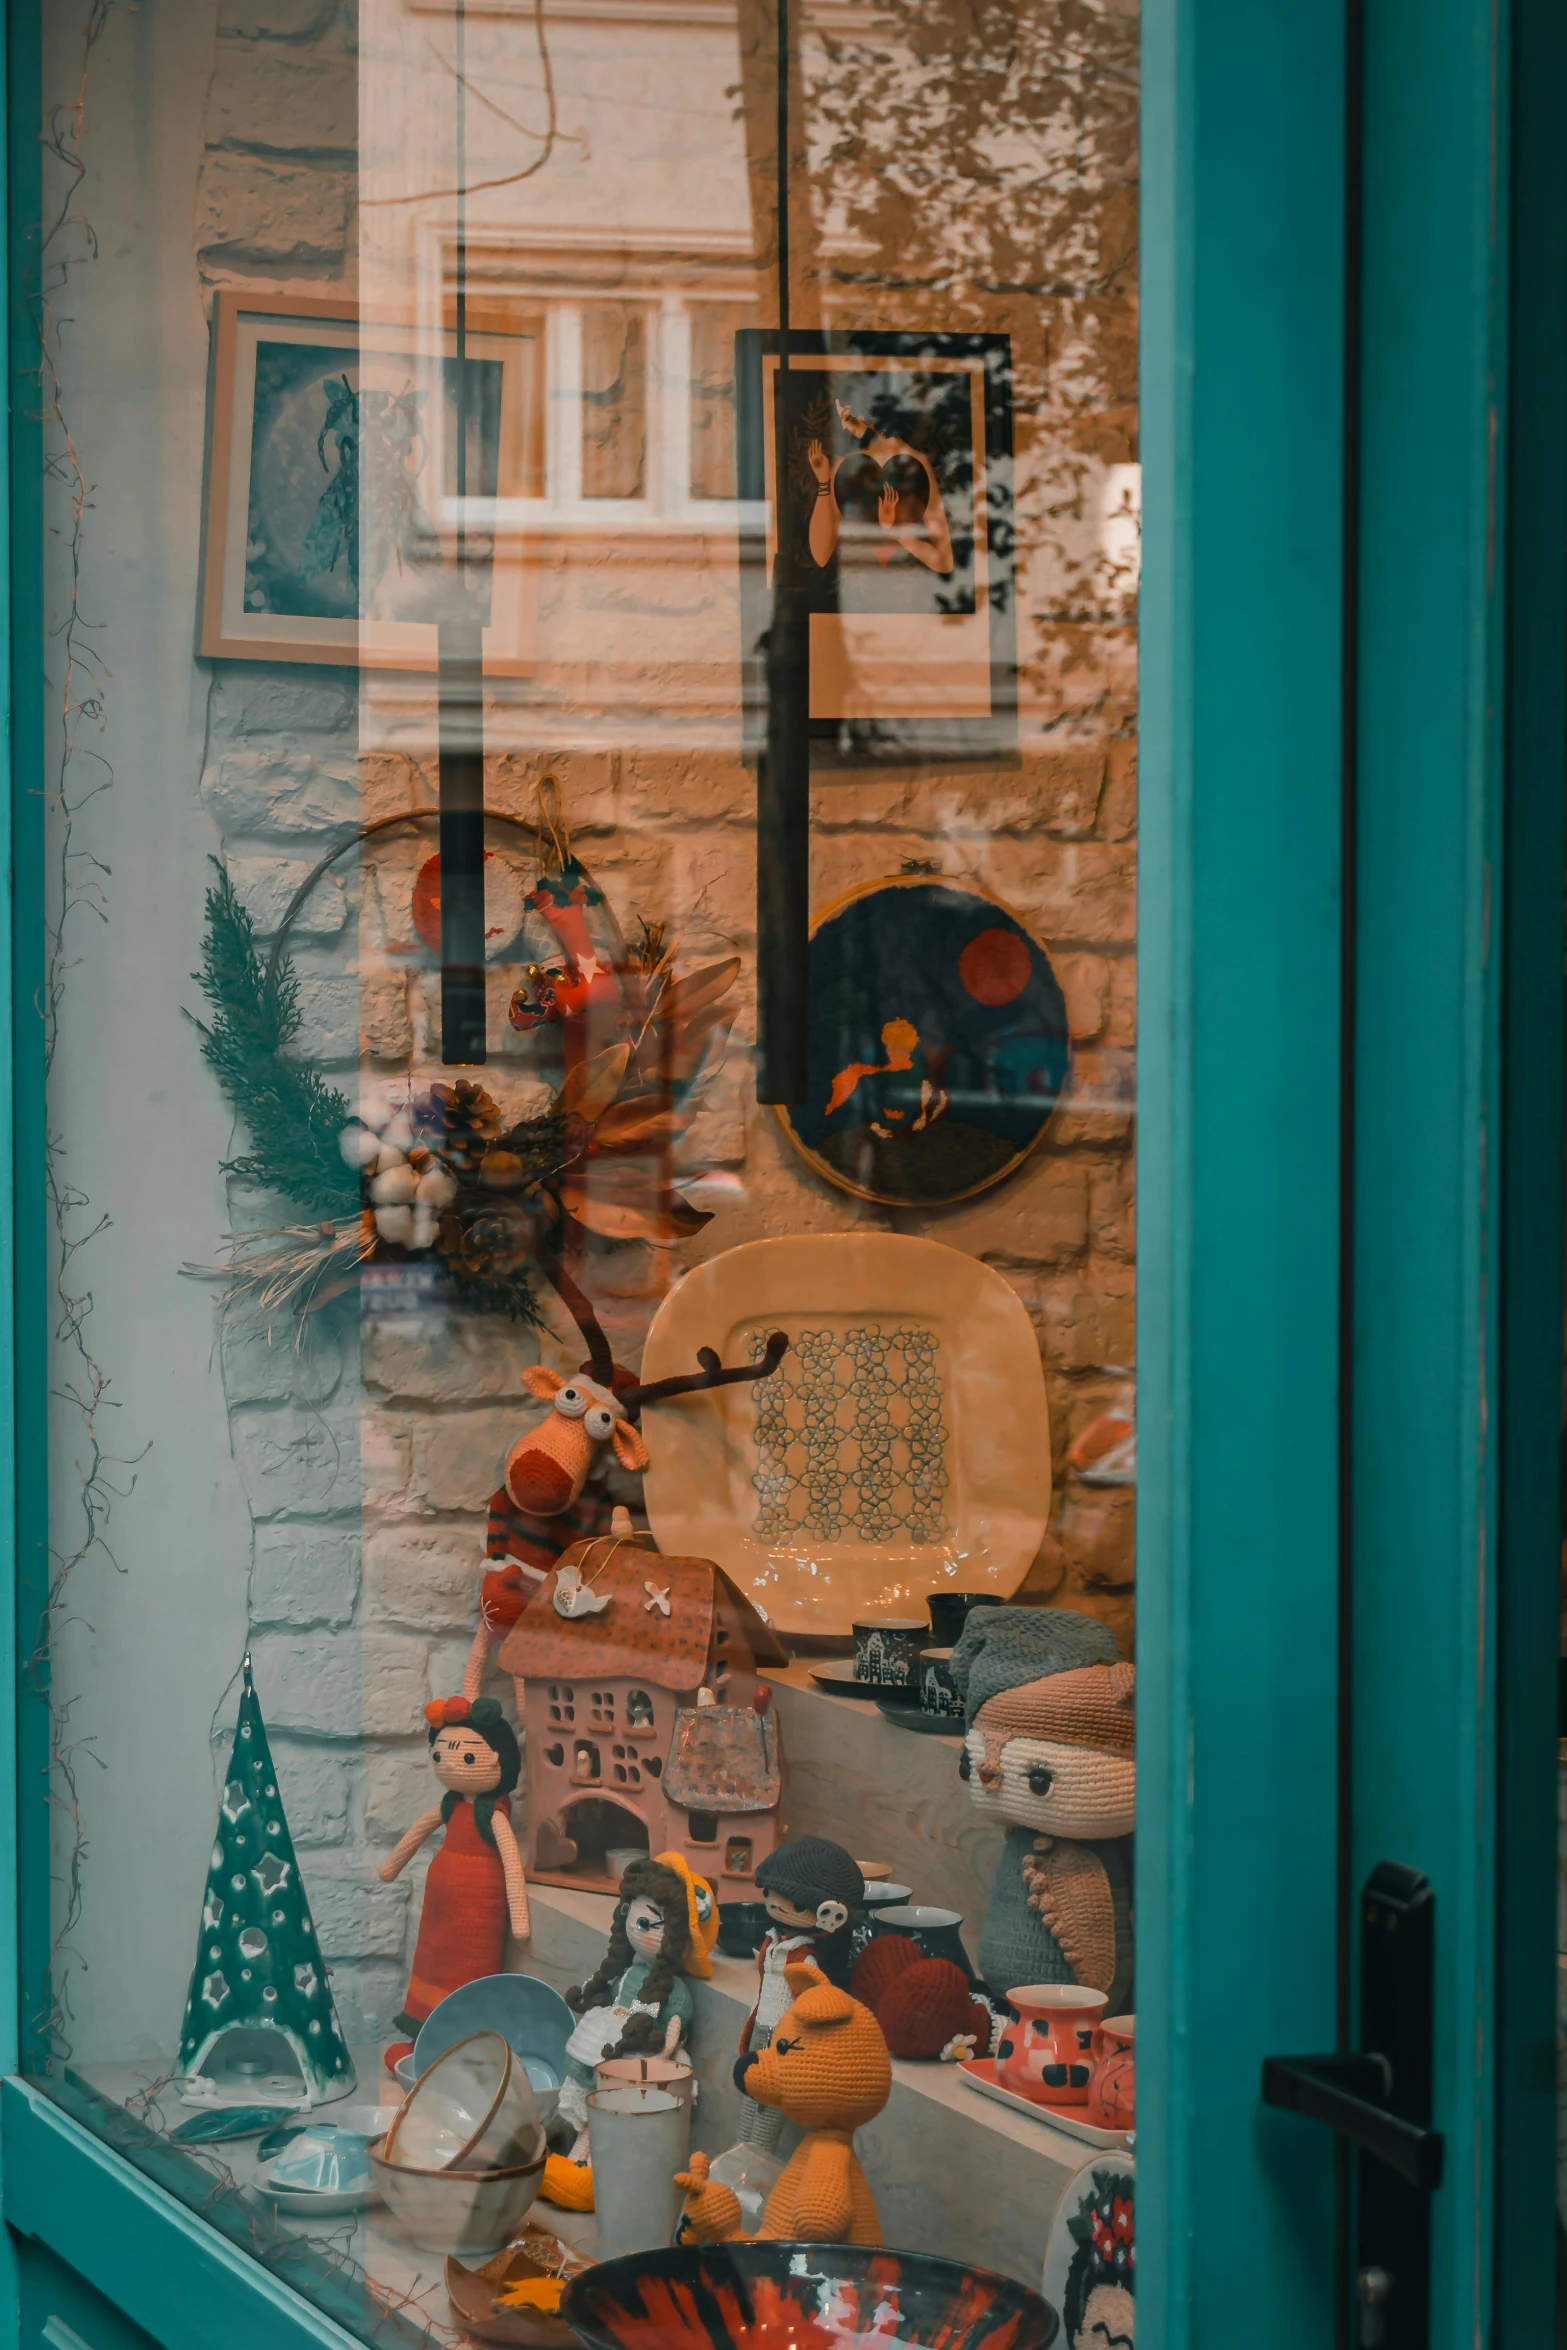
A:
[[562, 2242, 1058, 2350]]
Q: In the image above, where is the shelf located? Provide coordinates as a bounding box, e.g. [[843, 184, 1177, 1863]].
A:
[[523, 1880, 1094, 2287]]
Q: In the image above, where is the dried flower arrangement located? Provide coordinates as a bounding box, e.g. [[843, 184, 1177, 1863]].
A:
[[186, 852, 738, 1331]]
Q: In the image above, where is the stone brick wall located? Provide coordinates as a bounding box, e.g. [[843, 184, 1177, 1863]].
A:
[[190, 0, 1136, 2046]]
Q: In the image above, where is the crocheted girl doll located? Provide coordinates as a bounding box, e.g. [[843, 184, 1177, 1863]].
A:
[[379, 1696, 529, 2068], [558, 1857, 697, 2138], [963, 1661, 1136, 2013]]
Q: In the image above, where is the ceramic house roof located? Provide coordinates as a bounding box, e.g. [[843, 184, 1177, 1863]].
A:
[[496, 1541, 788, 1690]]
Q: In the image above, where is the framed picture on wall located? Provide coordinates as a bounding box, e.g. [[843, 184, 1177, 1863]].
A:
[[736, 328, 1017, 764], [198, 290, 545, 670]]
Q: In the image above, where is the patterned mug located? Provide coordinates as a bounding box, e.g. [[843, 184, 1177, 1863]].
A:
[[995, 1983, 1109, 2106], [1084, 2012, 1135, 2129]]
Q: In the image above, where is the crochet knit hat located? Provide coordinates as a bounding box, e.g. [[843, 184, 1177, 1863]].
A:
[[950, 1605, 1121, 1727], [875, 1958, 991, 2063], [849, 1932, 921, 2013], [755, 1836, 865, 1915], [974, 1661, 1136, 1758]]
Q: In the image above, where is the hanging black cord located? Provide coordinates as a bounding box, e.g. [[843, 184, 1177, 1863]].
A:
[[438, 0, 488, 1062]]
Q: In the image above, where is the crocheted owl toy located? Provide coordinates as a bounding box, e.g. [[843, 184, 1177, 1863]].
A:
[[675, 1962, 892, 2245], [964, 1660, 1136, 2013]]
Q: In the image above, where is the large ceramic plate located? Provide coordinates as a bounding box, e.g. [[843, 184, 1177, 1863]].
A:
[[640, 1235, 1050, 1639]]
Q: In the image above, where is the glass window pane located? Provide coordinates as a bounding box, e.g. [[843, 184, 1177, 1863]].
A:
[[23, 0, 1138, 2335]]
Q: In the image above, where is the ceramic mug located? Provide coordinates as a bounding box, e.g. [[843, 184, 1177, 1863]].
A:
[[917, 1646, 963, 1718], [852, 1617, 927, 1685], [1084, 2013, 1135, 2129], [995, 1983, 1109, 2106], [925, 1590, 1006, 1648]]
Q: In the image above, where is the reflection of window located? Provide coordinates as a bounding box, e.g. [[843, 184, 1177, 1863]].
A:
[[725, 1837, 754, 1877], [688, 1810, 719, 1845], [582, 304, 647, 499], [688, 304, 747, 500]]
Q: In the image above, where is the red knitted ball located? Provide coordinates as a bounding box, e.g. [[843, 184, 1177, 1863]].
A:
[[850, 1934, 921, 2012], [876, 1957, 989, 2062]]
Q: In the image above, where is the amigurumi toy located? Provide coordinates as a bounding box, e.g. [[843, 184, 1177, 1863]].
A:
[[675, 1962, 892, 2244], [964, 1660, 1136, 2012]]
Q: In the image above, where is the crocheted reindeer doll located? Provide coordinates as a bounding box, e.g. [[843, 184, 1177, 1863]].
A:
[[675, 1962, 892, 2245], [468, 1271, 787, 1693], [963, 1661, 1136, 2013]]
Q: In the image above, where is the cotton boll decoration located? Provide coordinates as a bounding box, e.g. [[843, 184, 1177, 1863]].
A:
[[375, 1204, 415, 1246], [371, 1158, 418, 1206], [416, 1166, 459, 1209], [339, 1120, 381, 1171]]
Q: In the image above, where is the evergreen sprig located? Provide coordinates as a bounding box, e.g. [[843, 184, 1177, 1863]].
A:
[[190, 860, 358, 1219]]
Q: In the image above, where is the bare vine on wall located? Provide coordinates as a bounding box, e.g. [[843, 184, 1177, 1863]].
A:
[[30, 0, 147, 2062]]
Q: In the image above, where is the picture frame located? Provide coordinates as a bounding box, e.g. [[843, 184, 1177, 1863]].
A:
[[198, 290, 545, 670], [736, 328, 1017, 765]]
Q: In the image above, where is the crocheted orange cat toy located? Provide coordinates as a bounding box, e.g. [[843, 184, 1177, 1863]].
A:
[[675, 1962, 891, 2245]]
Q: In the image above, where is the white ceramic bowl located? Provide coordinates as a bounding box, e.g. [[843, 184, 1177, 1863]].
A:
[[369, 2140, 546, 2255], [385, 2031, 540, 2172]]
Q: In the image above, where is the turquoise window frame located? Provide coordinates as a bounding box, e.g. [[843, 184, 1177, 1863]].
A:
[[0, 0, 1560, 2345]]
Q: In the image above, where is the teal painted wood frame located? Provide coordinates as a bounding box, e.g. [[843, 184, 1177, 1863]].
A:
[[1138, 0, 1348, 2340], [1492, 0, 1567, 2336], [1352, 0, 1564, 2341]]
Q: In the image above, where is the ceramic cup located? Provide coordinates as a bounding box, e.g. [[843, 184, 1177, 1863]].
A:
[[1084, 2013, 1135, 2129], [595, 2054, 696, 2109], [924, 1590, 1005, 1648], [386, 2031, 539, 2172], [605, 1847, 648, 1882], [995, 1984, 1109, 2106], [586, 2084, 690, 2257], [917, 1646, 963, 1719], [852, 1617, 928, 1686]]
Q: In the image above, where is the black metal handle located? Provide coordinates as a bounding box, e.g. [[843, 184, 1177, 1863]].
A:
[[1261, 2053, 1444, 2192]]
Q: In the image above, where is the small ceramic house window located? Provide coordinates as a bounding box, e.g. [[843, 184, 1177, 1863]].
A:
[[626, 1688, 654, 1730], [725, 1836, 754, 1876], [548, 1684, 577, 1726], [573, 1740, 601, 1784], [590, 1690, 615, 1728], [688, 1810, 719, 1844], [611, 1744, 644, 1788]]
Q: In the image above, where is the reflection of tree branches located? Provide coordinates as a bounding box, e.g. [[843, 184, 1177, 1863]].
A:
[[31, 0, 150, 2070], [362, 0, 579, 208], [802, 0, 1138, 622]]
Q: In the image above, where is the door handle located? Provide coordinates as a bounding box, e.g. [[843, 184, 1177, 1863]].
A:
[[1261, 1862, 1440, 2348], [1260, 2053, 1443, 2191]]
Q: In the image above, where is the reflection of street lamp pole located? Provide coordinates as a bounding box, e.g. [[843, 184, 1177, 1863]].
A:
[[439, 0, 488, 1064]]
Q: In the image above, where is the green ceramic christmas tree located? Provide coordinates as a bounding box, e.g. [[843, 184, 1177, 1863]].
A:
[[176, 1655, 355, 2108]]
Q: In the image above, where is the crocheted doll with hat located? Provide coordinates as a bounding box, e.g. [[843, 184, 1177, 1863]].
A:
[[964, 1657, 1136, 2011], [377, 1697, 529, 2070], [676, 1961, 891, 2244]]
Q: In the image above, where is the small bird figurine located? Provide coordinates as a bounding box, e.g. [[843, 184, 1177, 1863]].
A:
[[552, 1559, 612, 1620]]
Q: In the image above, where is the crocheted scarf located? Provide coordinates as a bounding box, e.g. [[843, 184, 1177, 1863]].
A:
[[1020, 1835, 1116, 1995]]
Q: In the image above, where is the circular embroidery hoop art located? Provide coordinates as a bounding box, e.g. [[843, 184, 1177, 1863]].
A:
[[775, 873, 1072, 1209]]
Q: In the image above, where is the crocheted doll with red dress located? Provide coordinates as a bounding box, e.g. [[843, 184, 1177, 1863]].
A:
[[378, 1696, 530, 2068]]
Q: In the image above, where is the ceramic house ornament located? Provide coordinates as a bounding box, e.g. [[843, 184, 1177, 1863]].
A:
[[495, 1539, 788, 1894], [175, 1657, 354, 2109]]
